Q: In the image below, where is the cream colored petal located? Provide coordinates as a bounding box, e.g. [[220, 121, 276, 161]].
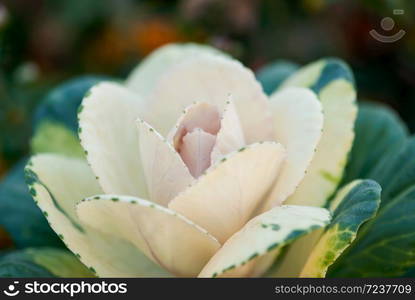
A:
[[169, 142, 286, 243], [146, 55, 274, 143], [78, 82, 148, 198], [167, 101, 221, 149], [167, 99, 245, 164], [180, 128, 217, 178], [198, 205, 331, 277], [210, 98, 246, 164], [26, 154, 169, 277], [126, 43, 228, 97], [262, 87, 323, 209], [137, 119, 194, 205], [76, 195, 221, 277]]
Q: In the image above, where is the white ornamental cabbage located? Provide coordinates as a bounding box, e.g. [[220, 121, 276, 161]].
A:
[[25, 43, 358, 277]]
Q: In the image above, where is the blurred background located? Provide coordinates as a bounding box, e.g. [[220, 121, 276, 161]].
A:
[[1, 0, 414, 177]]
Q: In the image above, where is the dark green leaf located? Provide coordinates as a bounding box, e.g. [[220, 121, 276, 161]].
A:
[[302, 179, 381, 277], [309, 58, 355, 94], [0, 247, 94, 277], [0, 258, 54, 277], [341, 102, 408, 185], [33, 76, 108, 133], [256, 60, 299, 95], [0, 159, 63, 249], [329, 103, 415, 277], [402, 267, 415, 277]]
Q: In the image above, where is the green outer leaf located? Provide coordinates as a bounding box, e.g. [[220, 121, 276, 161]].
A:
[[31, 121, 84, 158], [26, 248, 94, 277], [33, 76, 109, 133], [340, 102, 408, 186], [280, 57, 355, 94], [0, 76, 110, 249], [329, 137, 415, 277], [0, 248, 93, 277], [308, 59, 355, 94], [402, 267, 415, 277], [0, 255, 54, 278], [282, 58, 357, 207], [0, 159, 63, 249], [269, 58, 357, 276], [301, 180, 381, 277], [256, 60, 299, 95]]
